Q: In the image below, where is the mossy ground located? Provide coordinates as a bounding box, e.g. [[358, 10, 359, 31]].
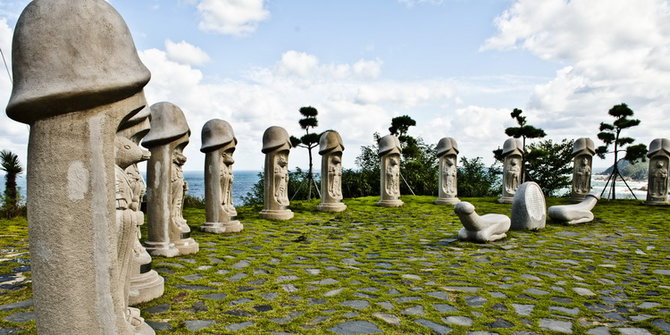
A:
[[1, 196, 669, 334]]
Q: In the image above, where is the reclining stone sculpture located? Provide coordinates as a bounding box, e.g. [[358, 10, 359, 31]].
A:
[[454, 202, 511, 243], [548, 193, 600, 224]]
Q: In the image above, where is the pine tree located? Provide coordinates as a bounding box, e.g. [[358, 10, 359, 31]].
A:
[[290, 106, 320, 200]]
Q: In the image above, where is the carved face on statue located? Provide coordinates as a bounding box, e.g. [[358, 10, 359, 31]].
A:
[[116, 136, 145, 170], [222, 148, 235, 165], [278, 154, 288, 168]]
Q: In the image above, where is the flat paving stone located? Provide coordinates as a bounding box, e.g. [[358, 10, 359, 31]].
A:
[[4, 311, 34, 323], [443, 316, 473, 326], [185, 320, 215, 331], [225, 321, 254, 331], [328, 321, 382, 334], [550, 306, 579, 315], [465, 296, 487, 307], [415, 319, 452, 334], [586, 327, 611, 335], [372, 312, 400, 325], [616, 329, 653, 335], [145, 303, 170, 314], [146, 321, 172, 331], [425, 291, 449, 300], [539, 319, 572, 334], [401, 305, 424, 315], [434, 303, 459, 313], [341, 300, 369, 310], [0, 300, 32, 311], [572, 287, 596, 296], [512, 304, 534, 316]]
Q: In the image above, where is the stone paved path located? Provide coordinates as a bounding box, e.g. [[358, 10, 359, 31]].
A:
[[1, 196, 669, 334]]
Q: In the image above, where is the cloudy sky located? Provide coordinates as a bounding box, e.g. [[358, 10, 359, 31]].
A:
[[0, 0, 669, 171]]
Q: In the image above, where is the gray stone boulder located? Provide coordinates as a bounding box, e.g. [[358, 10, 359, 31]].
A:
[[510, 182, 546, 230], [548, 193, 599, 224], [454, 202, 510, 243]]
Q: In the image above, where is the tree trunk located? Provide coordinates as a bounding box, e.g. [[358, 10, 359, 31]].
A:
[[612, 130, 620, 200]]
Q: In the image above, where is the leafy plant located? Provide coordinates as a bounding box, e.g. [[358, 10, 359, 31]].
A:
[[457, 156, 500, 197], [0, 150, 24, 218], [524, 139, 573, 196], [289, 106, 320, 200]]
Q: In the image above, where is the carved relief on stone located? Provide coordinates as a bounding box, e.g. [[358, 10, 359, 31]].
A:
[[317, 131, 346, 212], [645, 138, 670, 205], [143, 102, 198, 256], [498, 138, 523, 204], [377, 135, 403, 207], [6, 0, 155, 333], [260, 126, 294, 220], [570, 138, 595, 201], [435, 137, 459, 205]]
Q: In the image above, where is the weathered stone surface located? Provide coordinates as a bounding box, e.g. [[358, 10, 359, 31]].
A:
[[539, 319, 572, 333], [645, 138, 670, 205], [443, 316, 473, 326], [377, 135, 403, 207], [570, 138, 595, 201], [372, 312, 400, 325], [455, 202, 510, 243], [499, 138, 523, 203], [435, 137, 460, 205], [548, 193, 599, 224], [185, 320, 214, 331], [328, 321, 382, 334], [510, 182, 546, 230], [259, 126, 294, 220], [317, 131, 347, 212], [415, 319, 452, 334], [0, 300, 32, 312]]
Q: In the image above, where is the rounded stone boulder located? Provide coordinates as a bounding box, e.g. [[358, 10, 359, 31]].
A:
[[510, 181, 546, 230]]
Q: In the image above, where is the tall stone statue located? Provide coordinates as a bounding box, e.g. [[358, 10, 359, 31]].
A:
[[378, 135, 403, 207], [498, 138, 523, 204], [434, 137, 459, 205], [260, 126, 294, 220], [200, 119, 244, 233], [117, 108, 165, 306], [644, 138, 670, 205], [570, 137, 595, 202], [317, 131, 347, 212], [5, 0, 155, 333], [143, 102, 199, 257]]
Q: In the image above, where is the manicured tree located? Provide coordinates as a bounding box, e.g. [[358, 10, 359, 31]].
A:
[[0, 150, 23, 216], [494, 108, 546, 182], [595, 103, 647, 199], [290, 106, 320, 200]]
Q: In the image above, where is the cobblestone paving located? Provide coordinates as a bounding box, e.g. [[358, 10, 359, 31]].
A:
[[1, 196, 670, 334]]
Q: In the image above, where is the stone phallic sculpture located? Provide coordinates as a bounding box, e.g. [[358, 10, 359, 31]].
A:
[[377, 135, 404, 207], [434, 137, 460, 205], [143, 102, 199, 256], [510, 182, 546, 230], [200, 119, 244, 233], [570, 138, 595, 202], [548, 193, 600, 224], [118, 108, 165, 306], [644, 138, 670, 205], [260, 126, 294, 220], [317, 131, 347, 212], [454, 202, 511, 243], [498, 138, 523, 204], [6, 0, 155, 333]]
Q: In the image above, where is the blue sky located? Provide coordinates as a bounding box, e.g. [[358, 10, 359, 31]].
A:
[[1, 0, 669, 171]]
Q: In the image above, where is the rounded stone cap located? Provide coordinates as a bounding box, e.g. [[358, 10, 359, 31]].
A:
[[142, 102, 190, 147], [454, 201, 475, 215], [201, 119, 237, 153], [262, 126, 291, 154], [572, 137, 595, 157], [436, 137, 459, 157], [378, 135, 401, 156], [502, 138, 523, 157], [6, 0, 150, 124], [119, 105, 151, 131], [319, 130, 345, 155], [647, 138, 670, 157]]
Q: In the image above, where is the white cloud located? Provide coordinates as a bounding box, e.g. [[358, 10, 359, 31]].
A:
[[483, 0, 670, 166], [353, 59, 382, 79], [165, 39, 211, 66], [197, 0, 270, 36], [276, 50, 319, 77]]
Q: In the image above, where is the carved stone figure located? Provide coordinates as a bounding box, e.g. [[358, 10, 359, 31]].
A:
[[200, 119, 244, 233], [143, 102, 199, 257], [644, 138, 670, 205], [117, 107, 164, 306], [260, 126, 294, 220], [454, 202, 511, 243], [498, 138, 523, 204], [548, 193, 600, 224], [378, 135, 404, 207], [570, 138, 595, 201], [317, 131, 347, 212], [5, 0, 155, 333], [510, 182, 546, 230], [434, 137, 460, 205]]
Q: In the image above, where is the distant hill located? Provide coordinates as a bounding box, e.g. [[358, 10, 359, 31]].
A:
[[599, 159, 648, 180]]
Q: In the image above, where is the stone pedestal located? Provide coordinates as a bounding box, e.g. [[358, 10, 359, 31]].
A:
[[498, 138, 523, 204], [143, 102, 199, 257], [317, 131, 347, 212], [377, 135, 403, 207], [510, 182, 546, 230], [6, 0, 154, 333], [259, 126, 294, 220], [200, 119, 244, 233], [570, 138, 595, 202], [644, 138, 670, 205], [434, 137, 459, 205]]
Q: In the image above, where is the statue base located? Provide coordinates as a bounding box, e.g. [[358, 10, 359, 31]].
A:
[[128, 307, 155, 335], [200, 220, 244, 234], [129, 269, 164, 306], [317, 202, 347, 212], [497, 196, 514, 204], [434, 197, 460, 205], [377, 199, 404, 207], [144, 241, 180, 258], [174, 238, 199, 255], [260, 209, 294, 220], [644, 199, 670, 206]]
